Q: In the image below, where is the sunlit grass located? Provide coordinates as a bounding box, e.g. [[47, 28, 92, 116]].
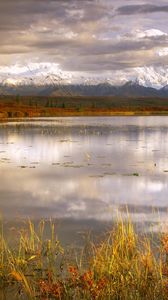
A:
[[1, 217, 168, 299]]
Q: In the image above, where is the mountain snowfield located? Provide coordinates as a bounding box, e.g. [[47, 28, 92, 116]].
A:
[[0, 63, 168, 90], [133, 67, 168, 89], [0, 63, 73, 86]]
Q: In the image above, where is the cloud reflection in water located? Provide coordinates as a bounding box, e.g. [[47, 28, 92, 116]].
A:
[[0, 117, 168, 231]]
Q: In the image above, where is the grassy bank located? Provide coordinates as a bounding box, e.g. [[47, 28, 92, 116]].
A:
[[0, 95, 168, 119], [1, 219, 168, 299]]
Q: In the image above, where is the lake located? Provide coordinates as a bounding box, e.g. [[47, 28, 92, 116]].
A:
[[0, 116, 168, 242]]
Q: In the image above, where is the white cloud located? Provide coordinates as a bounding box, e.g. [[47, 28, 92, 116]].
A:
[[135, 29, 167, 38], [122, 28, 168, 41], [0, 62, 60, 75], [157, 47, 168, 56]]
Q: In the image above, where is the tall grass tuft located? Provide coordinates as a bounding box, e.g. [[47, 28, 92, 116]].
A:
[[0, 217, 168, 299]]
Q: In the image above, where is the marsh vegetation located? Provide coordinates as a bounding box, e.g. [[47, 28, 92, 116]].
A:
[[1, 218, 168, 299]]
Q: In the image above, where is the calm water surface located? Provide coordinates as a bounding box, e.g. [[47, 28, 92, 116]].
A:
[[0, 116, 168, 236]]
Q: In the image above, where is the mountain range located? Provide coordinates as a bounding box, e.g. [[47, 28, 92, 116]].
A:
[[0, 80, 168, 98], [0, 63, 168, 97]]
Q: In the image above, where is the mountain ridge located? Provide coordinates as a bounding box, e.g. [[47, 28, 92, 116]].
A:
[[0, 81, 168, 97], [0, 64, 168, 90]]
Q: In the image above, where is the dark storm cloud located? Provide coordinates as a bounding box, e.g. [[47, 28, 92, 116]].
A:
[[0, 1, 68, 31], [116, 4, 168, 15], [0, 0, 109, 30]]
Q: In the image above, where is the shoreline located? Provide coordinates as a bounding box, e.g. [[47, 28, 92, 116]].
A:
[[1, 110, 168, 123]]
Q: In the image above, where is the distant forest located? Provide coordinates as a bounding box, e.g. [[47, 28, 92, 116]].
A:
[[0, 95, 168, 118]]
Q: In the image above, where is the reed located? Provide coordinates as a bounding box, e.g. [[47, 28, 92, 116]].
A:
[[0, 217, 168, 299]]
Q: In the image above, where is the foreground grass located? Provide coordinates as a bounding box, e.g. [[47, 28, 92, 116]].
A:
[[1, 219, 168, 299]]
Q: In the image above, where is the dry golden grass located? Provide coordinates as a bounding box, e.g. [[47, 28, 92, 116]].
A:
[[0, 218, 168, 299]]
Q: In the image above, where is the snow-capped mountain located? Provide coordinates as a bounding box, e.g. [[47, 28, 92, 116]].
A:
[[0, 63, 73, 87], [162, 85, 168, 91], [133, 67, 168, 89], [0, 63, 168, 97], [0, 63, 168, 89]]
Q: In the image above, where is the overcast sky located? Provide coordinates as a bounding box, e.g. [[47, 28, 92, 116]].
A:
[[0, 0, 168, 83]]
